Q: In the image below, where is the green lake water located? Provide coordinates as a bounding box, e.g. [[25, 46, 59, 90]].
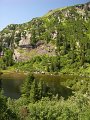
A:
[[0, 72, 74, 99]]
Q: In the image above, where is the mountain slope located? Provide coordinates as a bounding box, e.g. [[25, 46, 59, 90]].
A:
[[0, 2, 90, 73]]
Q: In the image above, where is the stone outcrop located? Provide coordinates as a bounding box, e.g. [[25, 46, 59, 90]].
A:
[[19, 33, 31, 48]]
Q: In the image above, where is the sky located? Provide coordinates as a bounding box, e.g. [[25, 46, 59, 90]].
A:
[[0, 0, 89, 30]]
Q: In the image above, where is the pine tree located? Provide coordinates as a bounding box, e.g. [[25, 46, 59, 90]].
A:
[[31, 28, 36, 47]]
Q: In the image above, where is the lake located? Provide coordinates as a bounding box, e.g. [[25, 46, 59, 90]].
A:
[[0, 72, 74, 99], [0, 72, 26, 99]]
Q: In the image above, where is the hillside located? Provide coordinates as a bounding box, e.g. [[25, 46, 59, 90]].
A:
[[1, 2, 90, 120], [0, 2, 90, 74]]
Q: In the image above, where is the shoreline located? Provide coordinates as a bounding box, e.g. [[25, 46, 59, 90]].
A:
[[1, 69, 90, 79]]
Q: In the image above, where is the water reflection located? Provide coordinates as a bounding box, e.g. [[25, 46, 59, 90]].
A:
[[0, 72, 26, 99], [0, 72, 73, 99], [35, 74, 73, 99]]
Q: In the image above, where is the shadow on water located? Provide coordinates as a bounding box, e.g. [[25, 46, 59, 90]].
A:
[[42, 83, 73, 99], [0, 72, 26, 99], [1, 79, 21, 99], [35, 74, 73, 99]]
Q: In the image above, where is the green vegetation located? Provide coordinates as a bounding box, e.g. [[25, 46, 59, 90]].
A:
[[0, 49, 14, 70], [0, 2, 90, 74], [0, 89, 18, 120], [0, 73, 90, 119], [0, 2, 90, 119]]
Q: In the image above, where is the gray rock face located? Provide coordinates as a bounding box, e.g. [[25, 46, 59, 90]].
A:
[[19, 33, 31, 47]]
